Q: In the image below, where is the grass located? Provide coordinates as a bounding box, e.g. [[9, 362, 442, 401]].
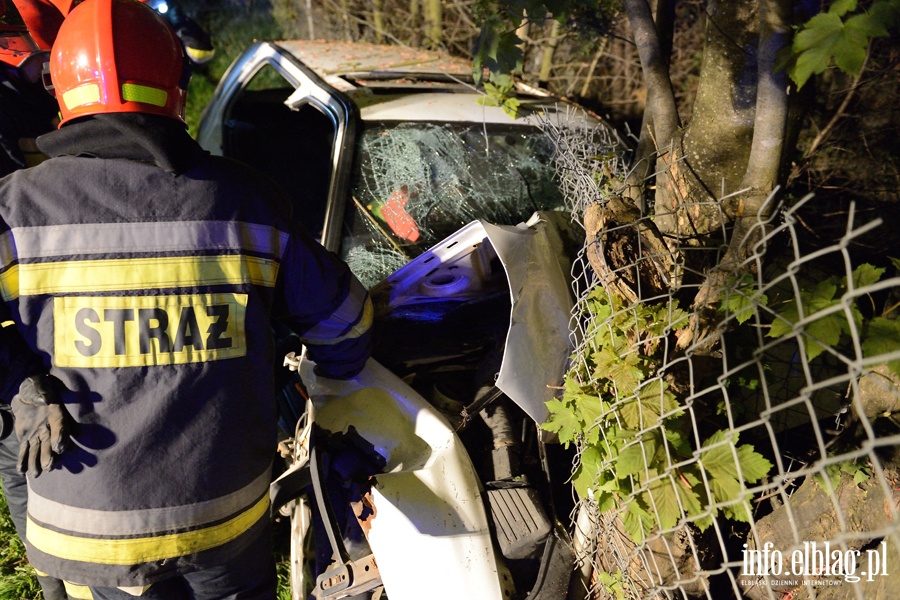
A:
[[1, 485, 294, 599], [0, 488, 42, 600]]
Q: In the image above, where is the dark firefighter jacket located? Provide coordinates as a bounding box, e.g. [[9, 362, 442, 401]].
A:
[[0, 113, 373, 587]]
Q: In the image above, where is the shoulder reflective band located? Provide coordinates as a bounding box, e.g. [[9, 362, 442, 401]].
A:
[[1, 255, 279, 301], [2, 221, 290, 266], [26, 495, 268, 565], [301, 278, 372, 345]]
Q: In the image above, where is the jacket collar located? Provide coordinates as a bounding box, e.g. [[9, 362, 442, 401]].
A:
[[36, 113, 206, 175]]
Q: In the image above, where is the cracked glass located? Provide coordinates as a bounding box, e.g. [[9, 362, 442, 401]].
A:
[[341, 122, 564, 288]]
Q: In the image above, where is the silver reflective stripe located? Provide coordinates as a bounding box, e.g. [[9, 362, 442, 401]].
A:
[[26, 468, 270, 536], [2, 221, 289, 266], [301, 278, 372, 344]]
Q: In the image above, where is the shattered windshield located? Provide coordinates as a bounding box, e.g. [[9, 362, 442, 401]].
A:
[[341, 121, 564, 288]]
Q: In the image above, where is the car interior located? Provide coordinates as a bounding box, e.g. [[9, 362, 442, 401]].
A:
[[223, 84, 336, 240]]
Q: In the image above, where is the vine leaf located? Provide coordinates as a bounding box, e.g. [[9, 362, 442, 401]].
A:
[[543, 397, 581, 446], [784, 0, 900, 89], [646, 478, 683, 532], [863, 317, 900, 376], [572, 445, 603, 500]]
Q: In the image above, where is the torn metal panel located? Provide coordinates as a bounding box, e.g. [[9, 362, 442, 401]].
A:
[[298, 358, 513, 600], [371, 213, 575, 424], [485, 214, 576, 425]]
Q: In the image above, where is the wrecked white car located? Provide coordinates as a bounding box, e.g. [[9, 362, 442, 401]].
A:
[[197, 40, 600, 287], [198, 40, 616, 599]]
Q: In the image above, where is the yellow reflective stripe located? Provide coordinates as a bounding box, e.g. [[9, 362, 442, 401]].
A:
[[12, 255, 278, 298], [27, 495, 268, 565], [63, 581, 94, 599], [121, 83, 167, 108], [0, 264, 18, 301], [61, 84, 100, 110]]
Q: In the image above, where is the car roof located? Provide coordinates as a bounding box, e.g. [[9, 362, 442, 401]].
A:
[[274, 39, 474, 88], [272, 39, 587, 126]]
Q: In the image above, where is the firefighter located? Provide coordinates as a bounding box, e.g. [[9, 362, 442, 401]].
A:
[[0, 0, 372, 598], [0, 2, 70, 598], [140, 0, 214, 66]]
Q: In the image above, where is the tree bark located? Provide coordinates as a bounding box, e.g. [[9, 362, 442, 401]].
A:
[[426, 0, 443, 49], [539, 19, 563, 88], [653, 1, 758, 240], [622, 0, 682, 215], [680, 0, 797, 353], [373, 0, 386, 43], [409, 0, 421, 46], [623, 0, 681, 152]]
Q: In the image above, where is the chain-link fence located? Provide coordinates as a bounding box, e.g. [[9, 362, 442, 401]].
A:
[[541, 112, 900, 600]]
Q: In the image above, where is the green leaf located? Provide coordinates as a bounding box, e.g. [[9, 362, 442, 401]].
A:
[[572, 445, 603, 499], [471, 15, 523, 88], [576, 393, 608, 427], [814, 462, 843, 491], [616, 435, 659, 479], [862, 317, 900, 376], [664, 424, 691, 457], [500, 96, 521, 119], [693, 513, 714, 532], [791, 12, 845, 88], [721, 498, 754, 523], [809, 279, 840, 307], [852, 263, 886, 289], [675, 475, 704, 519], [595, 347, 644, 395], [829, 0, 858, 17], [736, 444, 773, 483], [804, 313, 844, 361], [708, 470, 743, 502], [647, 478, 683, 531], [623, 498, 653, 544], [699, 430, 739, 482], [542, 398, 581, 446], [767, 313, 796, 338]]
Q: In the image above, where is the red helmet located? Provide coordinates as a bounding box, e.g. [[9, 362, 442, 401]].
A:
[[0, 0, 41, 68], [13, 0, 67, 50], [49, 0, 186, 127]]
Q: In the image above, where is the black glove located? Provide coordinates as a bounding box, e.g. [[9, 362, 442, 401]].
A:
[[11, 374, 72, 478]]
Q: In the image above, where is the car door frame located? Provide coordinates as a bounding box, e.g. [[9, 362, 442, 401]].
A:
[[197, 40, 359, 253]]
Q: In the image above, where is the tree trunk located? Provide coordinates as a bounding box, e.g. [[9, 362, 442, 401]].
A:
[[623, 0, 681, 153], [538, 19, 563, 88], [621, 0, 682, 218], [724, 0, 794, 257], [340, 0, 353, 41], [373, 0, 386, 43], [654, 1, 758, 239], [425, 0, 442, 49], [679, 0, 799, 353], [409, 0, 421, 46]]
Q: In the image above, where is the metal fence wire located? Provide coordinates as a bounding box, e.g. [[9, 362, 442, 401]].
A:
[[539, 111, 900, 600]]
